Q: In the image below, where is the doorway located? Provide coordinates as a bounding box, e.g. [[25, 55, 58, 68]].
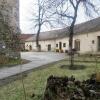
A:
[[48, 44, 51, 51], [98, 36, 100, 51], [59, 42, 62, 50], [74, 39, 80, 51], [29, 45, 32, 50], [39, 45, 41, 51]]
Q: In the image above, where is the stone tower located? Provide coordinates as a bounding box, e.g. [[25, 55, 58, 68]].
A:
[[0, 0, 20, 58], [0, 0, 20, 34]]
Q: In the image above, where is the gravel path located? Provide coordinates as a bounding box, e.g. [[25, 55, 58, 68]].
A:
[[0, 52, 66, 80]]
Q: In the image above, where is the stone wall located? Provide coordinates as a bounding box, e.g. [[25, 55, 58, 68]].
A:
[[0, 0, 20, 34], [0, 0, 20, 58]]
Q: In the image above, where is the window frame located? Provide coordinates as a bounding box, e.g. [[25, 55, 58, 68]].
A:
[[63, 43, 66, 47]]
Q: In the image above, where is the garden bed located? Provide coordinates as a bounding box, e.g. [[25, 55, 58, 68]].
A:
[[0, 55, 30, 68]]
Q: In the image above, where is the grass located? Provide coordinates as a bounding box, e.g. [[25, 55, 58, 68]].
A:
[[0, 58, 100, 100]]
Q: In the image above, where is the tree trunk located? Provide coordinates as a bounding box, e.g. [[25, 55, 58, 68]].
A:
[[69, 26, 74, 68], [36, 26, 41, 52], [68, 1, 80, 69]]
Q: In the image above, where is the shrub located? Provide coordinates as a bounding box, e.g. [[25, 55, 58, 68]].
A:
[[60, 49, 64, 53], [0, 55, 8, 64], [65, 50, 68, 53], [56, 49, 59, 52]]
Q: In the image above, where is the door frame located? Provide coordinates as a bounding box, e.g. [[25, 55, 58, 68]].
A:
[[48, 44, 51, 51], [97, 36, 100, 51], [59, 42, 62, 50]]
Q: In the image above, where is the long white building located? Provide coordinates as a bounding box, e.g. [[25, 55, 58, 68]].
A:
[[24, 17, 100, 54]]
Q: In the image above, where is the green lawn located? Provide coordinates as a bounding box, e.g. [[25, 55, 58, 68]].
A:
[[0, 59, 100, 100]]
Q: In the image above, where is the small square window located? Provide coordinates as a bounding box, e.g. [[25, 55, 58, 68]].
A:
[[63, 43, 66, 47], [56, 44, 58, 47], [92, 40, 95, 44]]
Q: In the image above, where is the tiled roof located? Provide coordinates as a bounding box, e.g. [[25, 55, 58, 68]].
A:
[[24, 17, 100, 42], [19, 34, 35, 41], [74, 17, 100, 34]]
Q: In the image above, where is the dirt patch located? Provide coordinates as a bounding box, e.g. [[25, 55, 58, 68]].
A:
[[60, 65, 86, 70], [44, 75, 100, 100]]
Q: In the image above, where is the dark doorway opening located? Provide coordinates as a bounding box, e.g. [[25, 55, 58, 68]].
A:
[[98, 36, 100, 51], [59, 42, 62, 50], [29, 45, 32, 50], [39, 44, 41, 51], [48, 44, 51, 51], [74, 39, 80, 51]]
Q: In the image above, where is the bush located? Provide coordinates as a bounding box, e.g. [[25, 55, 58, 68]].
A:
[[56, 49, 59, 52], [0, 55, 8, 64], [60, 49, 64, 53], [65, 50, 68, 53], [44, 75, 100, 100]]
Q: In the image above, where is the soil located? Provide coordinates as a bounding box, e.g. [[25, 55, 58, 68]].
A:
[[60, 65, 86, 70], [44, 74, 100, 100]]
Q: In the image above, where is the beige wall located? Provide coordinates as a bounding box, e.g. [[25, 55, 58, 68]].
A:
[[25, 31, 100, 53], [39, 40, 56, 51], [25, 42, 33, 50], [73, 31, 100, 53], [55, 38, 69, 52], [25, 40, 56, 51]]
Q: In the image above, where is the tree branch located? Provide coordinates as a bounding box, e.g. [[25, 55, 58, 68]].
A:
[[69, 0, 76, 9], [56, 11, 74, 19]]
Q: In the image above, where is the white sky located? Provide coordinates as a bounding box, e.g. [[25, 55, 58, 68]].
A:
[[19, 0, 100, 34]]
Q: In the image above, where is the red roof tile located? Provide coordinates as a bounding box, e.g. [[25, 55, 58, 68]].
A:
[[19, 34, 35, 41]]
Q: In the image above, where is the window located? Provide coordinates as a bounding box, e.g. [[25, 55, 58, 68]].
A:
[[92, 40, 95, 44], [63, 43, 66, 47], [39, 44, 41, 48], [56, 44, 58, 47], [29, 45, 32, 50], [74, 39, 80, 51]]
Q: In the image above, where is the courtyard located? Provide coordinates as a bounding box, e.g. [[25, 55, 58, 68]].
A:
[[0, 0, 100, 99], [0, 55, 100, 100], [0, 52, 66, 80]]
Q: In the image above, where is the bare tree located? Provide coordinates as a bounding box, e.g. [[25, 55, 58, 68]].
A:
[[49, 0, 99, 68], [31, 0, 56, 51]]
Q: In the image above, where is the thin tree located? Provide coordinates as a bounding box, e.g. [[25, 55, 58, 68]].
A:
[[50, 0, 99, 68], [32, 0, 55, 51]]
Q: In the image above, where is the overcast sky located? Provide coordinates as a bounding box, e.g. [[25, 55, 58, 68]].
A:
[[19, 0, 100, 34]]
